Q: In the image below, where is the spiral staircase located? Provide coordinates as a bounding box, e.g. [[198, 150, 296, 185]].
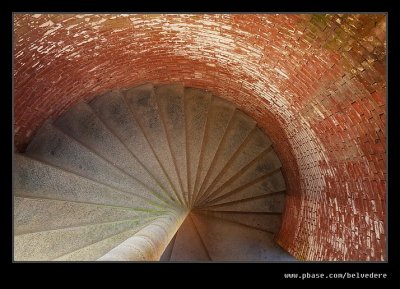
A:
[[14, 83, 295, 261]]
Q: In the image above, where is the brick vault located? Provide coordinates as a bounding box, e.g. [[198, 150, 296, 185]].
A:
[[13, 14, 386, 261]]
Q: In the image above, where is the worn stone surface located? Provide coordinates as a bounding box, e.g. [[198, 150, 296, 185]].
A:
[[192, 96, 235, 204], [90, 89, 178, 206], [191, 213, 295, 261], [155, 84, 188, 198], [196, 210, 282, 233], [26, 122, 171, 208], [208, 171, 286, 206], [14, 154, 164, 211], [198, 127, 272, 204], [184, 88, 212, 205], [55, 224, 153, 261], [124, 84, 185, 206], [204, 193, 285, 213], [54, 102, 170, 205], [14, 219, 146, 261], [204, 148, 283, 204], [197, 110, 256, 198], [169, 214, 211, 261], [14, 196, 156, 235]]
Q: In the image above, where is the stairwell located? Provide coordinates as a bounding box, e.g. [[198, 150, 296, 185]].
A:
[[14, 83, 293, 261]]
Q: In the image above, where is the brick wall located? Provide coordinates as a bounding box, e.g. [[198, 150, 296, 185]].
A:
[[13, 14, 386, 260]]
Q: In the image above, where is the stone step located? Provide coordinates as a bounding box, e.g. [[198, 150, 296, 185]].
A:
[[197, 127, 272, 204], [159, 233, 177, 261], [169, 214, 211, 261], [14, 154, 164, 211], [194, 210, 282, 233], [124, 84, 184, 206], [155, 84, 188, 201], [196, 110, 256, 198], [192, 96, 236, 205], [202, 192, 285, 213], [50, 103, 170, 204], [14, 219, 147, 261], [184, 87, 212, 205], [208, 170, 286, 206], [89, 89, 178, 207], [14, 196, 157, 235], [14, 83, 289, 262], [54, 217, 157, 261], [191, 213, 295, 261], [199, 147, 283, 206]]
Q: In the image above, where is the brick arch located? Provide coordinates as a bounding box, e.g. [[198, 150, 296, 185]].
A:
[[13, 13, 386, 260]]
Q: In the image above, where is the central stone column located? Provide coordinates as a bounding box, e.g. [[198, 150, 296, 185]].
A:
[[97, 210, 188, 261]]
